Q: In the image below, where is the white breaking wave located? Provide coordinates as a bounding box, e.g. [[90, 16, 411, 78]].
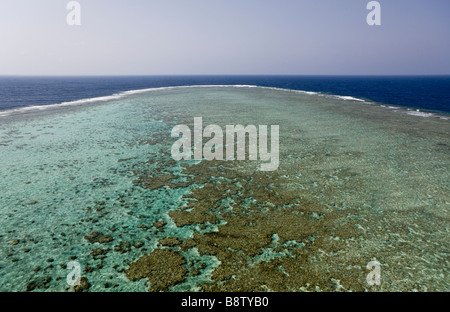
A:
[[405, 110, 436, 118], [0, 84, 309, 118], [0, 84, 447, 120], [331, 95, 366, 102], [0, 93, 126, 117]]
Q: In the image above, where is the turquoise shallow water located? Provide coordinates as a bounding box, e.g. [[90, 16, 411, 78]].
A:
[[0, 96, 200, 291], [0, 86, 449, 291]]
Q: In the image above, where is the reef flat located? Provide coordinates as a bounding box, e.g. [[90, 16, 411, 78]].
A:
[[0, 86, 448, 292]]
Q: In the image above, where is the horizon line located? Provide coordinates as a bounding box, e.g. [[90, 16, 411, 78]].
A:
[[1, 74, 450, 77]]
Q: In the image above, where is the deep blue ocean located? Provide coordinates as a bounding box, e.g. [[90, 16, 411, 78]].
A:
[[0, 76, 449, 113]]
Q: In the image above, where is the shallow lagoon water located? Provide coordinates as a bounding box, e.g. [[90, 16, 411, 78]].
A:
[[0, 86, 448, 291]]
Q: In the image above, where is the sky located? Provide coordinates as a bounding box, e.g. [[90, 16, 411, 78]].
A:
[[0, 0, 449, 76]]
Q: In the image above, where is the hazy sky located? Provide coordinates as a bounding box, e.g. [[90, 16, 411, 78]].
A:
[[1, 0, 449, 75]]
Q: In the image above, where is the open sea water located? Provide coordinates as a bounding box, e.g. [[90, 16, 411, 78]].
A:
[[1, 75, 449, 113]]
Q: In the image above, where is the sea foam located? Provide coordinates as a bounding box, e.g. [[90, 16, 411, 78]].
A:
[[0, 85, 446, 121]]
